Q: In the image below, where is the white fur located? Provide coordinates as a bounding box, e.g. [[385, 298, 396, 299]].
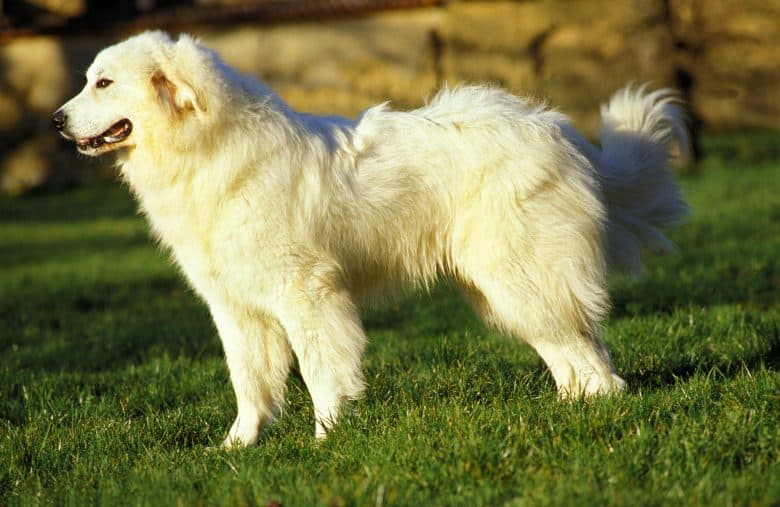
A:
[[55, 32, 688, 447]]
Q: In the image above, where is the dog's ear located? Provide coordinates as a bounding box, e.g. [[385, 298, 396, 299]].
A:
[[151, 71, 204, 115]]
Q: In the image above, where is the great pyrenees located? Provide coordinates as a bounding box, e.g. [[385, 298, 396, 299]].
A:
[[53, 31, 688, 447]]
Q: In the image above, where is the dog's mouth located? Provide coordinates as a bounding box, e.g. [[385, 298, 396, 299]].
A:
[[75, 119, 133, 151]]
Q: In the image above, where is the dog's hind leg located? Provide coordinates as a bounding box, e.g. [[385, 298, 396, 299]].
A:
[[210, 302, 293, 448], [274, 262, 367, 439], [451, 165, 626, 396], [460, 270, 625, 397], [453, 214, 626, 398]]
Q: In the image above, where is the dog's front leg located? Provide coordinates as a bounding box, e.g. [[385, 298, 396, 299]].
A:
[[209, 301, 293, 448], [274, 274, 367, 439]]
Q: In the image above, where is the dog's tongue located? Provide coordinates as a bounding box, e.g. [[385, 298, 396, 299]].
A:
[[102, 121, 129, 143]]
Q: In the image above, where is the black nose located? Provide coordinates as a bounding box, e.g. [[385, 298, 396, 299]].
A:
[[51, 110, 67, 130]]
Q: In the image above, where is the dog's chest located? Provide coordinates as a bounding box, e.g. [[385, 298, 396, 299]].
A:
[[147, 206, 215, 276], [143, 194, 283, 302]]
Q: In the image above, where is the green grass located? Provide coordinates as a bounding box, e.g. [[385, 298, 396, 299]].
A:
[[1, 131, 778, 506]]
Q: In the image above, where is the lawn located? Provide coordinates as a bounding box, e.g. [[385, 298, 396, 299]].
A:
[[1, 132, 778, 506]]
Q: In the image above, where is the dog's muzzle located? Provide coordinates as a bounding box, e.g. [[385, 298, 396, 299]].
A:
[[50, 109, 133, 152]]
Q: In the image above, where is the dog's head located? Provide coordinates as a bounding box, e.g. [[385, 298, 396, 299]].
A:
[[52, 31, 213, 157]]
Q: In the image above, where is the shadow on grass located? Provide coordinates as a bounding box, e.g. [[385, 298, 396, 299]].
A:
[[609, 257, 777, 317], [1, 229, 150, 270], [0, 181, 135, 223], [363, 283, 486, 337], [1, 276, 220, 374], [624, 337, 780, 391]]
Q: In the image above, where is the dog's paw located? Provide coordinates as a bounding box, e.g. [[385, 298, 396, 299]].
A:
[[558, 372, 626, 399], [221, 413, 263, 449]]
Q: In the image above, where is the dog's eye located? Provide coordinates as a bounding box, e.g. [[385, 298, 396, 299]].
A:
[[96, 78, 113, 89]]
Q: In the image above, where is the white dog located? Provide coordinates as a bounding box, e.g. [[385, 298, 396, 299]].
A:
[[53, 31, 688, 447]]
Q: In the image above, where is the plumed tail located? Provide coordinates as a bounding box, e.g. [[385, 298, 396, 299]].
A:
[[598, 85, 690, 276]]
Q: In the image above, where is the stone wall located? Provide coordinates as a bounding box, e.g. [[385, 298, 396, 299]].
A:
[[1, 0, 778, 194], [670, 0, 780, 129]]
